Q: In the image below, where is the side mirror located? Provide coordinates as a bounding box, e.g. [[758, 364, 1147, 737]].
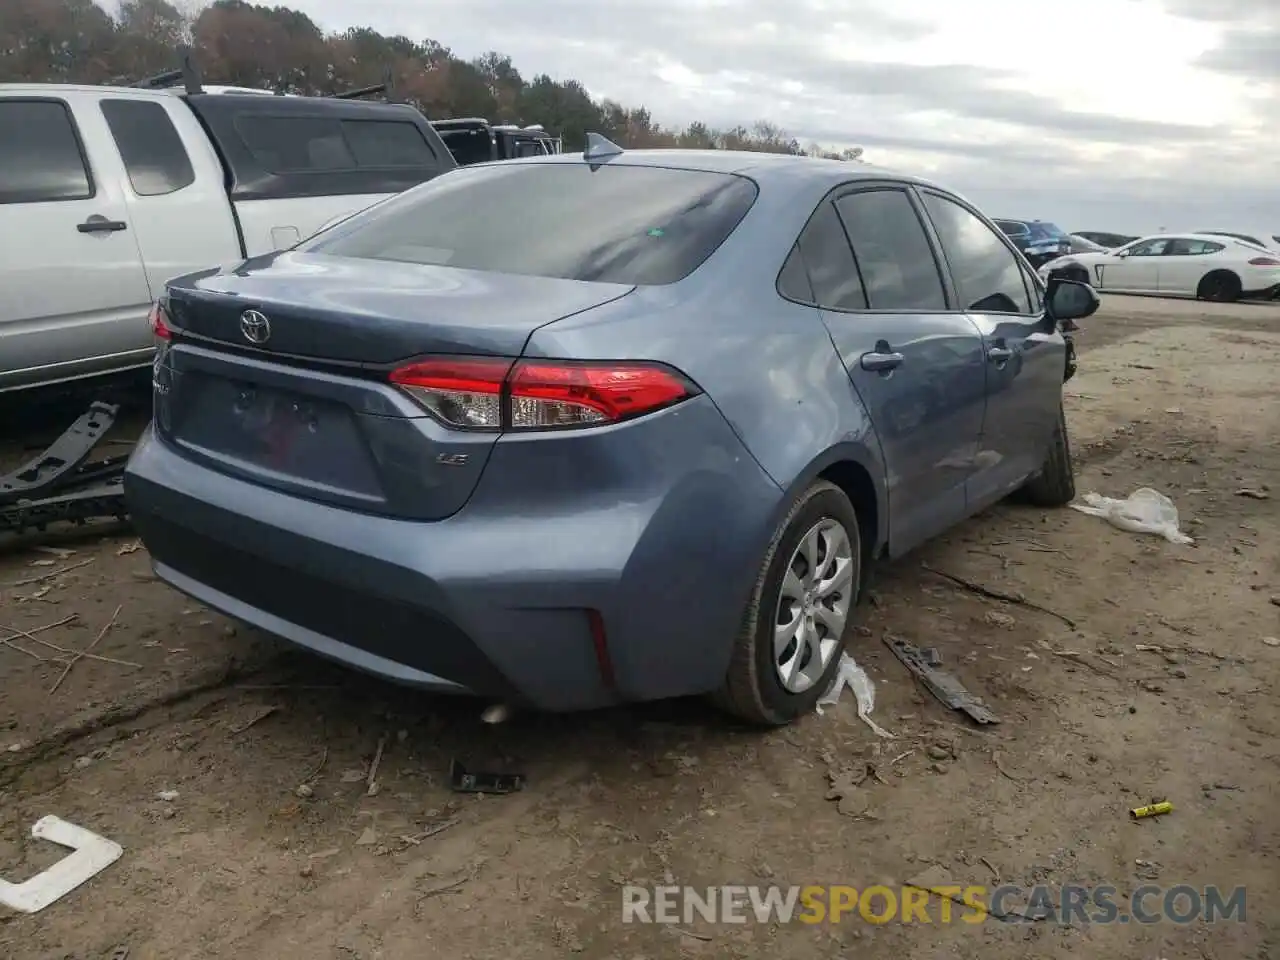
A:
[[1115, 249, 1129, 258], [1046, 278, 1099, 322]]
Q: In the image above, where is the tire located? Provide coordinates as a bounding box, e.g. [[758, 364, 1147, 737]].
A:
[[1021, 402, 1076, 507], [1197, 270, 1241, 303], [712, 480, 862, 726]]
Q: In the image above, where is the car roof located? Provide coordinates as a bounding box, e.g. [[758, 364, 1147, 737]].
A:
[[1137, 232, 1243, 243], [0, 82, 181, 99], [505, 147, 945, 190], [0, 82, 352, 99]]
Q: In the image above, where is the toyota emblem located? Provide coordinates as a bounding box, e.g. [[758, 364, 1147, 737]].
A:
[[239, 309, 271, 345]]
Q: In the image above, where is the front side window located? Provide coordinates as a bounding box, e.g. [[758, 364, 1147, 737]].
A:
[[921, 192, 1031, 314], [1125, 238, 1171, 257], [101, 98, 195, 196], [834, 189, 947, 311], [0, 100, 93, 203], [303, 162, 758, 286]]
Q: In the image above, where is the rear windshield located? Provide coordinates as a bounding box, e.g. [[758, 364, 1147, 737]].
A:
[[301, 162, 759, 285], [994, 220, 1026, 236], [1027, 222, 1066, 240]]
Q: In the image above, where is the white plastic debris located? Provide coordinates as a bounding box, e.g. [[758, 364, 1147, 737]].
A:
[[1069, 488, 1194, 544], [816, 653, 895, 738], [0, 816, 122, 914]]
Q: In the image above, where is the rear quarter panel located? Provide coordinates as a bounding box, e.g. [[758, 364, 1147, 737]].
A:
[[525, 165, 890, 555]]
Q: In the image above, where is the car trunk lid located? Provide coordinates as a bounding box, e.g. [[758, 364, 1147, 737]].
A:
[[165, 252, 634, 364], [154, 254, 635, 520]]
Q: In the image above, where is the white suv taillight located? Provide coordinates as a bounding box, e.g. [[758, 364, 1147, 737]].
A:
[[388, 357, 700, 431]]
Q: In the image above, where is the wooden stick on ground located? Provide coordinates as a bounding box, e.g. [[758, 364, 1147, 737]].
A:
[[7, 558, 94, 588], [49, 604, 122, 694], [2, 616, 139, 668], [921, 563, 1077, 629]]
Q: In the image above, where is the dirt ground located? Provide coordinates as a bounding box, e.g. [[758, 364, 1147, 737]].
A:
[[1, 295, 1278, 960]]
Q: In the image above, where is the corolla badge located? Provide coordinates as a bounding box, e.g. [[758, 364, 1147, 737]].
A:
[[239, 309, 271, 345]]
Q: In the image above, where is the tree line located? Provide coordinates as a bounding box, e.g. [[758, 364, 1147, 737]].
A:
[[1, 0, 861, 158]]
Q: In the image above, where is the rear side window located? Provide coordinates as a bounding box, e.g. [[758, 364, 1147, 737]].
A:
[[777, 244, 816, 303], [303, 163, 759, 286], [921, 192, 1031, 313], [0, 100, 92, 203], [834, 189, 947, 310], [235, 115, 436, 173], [785, 201, 866, 310], [994, 220, 1027, 237], [1166, 239, 1224, 255], [101, 99, 195, 197]]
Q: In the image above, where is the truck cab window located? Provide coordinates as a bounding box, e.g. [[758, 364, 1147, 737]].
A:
[[0, 100, 93, 203], [101, 98, 196, 197]]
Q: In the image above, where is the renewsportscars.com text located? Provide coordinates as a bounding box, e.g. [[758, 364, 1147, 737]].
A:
[[621, 884, 1247, 925]]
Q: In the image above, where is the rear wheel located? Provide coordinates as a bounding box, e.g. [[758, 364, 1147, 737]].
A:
[[1197, 270, 1241, 302], [1021, 402, 1075, 507], [713, 481, 861, 726]]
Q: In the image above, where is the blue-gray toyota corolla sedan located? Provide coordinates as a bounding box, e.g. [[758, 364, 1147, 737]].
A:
[[124, 139, 1098, 725]]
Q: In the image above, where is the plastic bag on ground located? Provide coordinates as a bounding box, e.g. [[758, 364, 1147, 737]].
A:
[[1069, 487, 1194, 544], [816, 653, 895, 738]]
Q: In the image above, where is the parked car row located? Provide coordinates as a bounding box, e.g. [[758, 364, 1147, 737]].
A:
[[3, 65, 1101, 723], [992, 219, 1073, 268], [1072, 230, 1139, 250], [1036, 233, 1280, 302], [992, 218, 1280, 301]]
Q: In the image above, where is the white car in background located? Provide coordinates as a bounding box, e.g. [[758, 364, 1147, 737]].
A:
[[1036, 233, 1280, 303]]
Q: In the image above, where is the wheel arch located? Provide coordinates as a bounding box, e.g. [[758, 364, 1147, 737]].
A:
[[1198, 267, 1242, 300], [770, 442, 888, 587]]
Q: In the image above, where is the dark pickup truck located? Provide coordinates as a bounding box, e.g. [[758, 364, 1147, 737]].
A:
[[430, 118, 562, 165]]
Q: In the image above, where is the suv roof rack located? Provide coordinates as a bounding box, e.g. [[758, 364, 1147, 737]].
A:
[[134, 44, 203, 95], [132, 47, 399, 102]]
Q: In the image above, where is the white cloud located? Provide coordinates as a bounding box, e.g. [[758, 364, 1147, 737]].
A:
[[107, 0, 1280, 233]]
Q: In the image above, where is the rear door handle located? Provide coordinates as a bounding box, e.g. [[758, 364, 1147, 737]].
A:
[[987, 346, 1013, 362], [77, 216, 127, 234], [860, 351, 904, 372]]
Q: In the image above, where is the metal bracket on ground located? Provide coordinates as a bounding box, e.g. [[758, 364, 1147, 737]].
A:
[[882, 634, 1000, 725]]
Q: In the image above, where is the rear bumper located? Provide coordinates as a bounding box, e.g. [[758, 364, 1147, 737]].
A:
[[124, 398, 783, 711]]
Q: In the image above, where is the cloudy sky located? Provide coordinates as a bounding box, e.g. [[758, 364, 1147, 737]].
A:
[[150, 0, 1280, 233]]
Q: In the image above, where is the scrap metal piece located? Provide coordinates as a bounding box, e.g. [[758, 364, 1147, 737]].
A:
[[0, 477, 128, 537], [0, 402, 119, 505], [449, 758, 525, 794], [0, 815, 123, 914], [882, 634, 1000, 725]]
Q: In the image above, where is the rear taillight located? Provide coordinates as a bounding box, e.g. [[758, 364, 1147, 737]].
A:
[[1248, 256, 1280, 266], [388, 357, 700, 431], [148, 302, 172, 341]]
